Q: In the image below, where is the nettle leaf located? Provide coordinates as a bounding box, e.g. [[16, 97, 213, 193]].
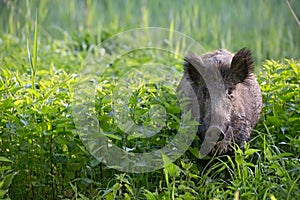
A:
[[164, 161, 181, 178], [285, 59, 299, 76]]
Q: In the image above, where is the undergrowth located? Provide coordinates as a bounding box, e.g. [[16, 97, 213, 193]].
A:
[[0, 1, 299, 199]]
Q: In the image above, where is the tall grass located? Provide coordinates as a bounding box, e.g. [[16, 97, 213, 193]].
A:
[[0, 0, 299, 65]]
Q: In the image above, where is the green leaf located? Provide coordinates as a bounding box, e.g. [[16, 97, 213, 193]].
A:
[[235, 154, 244, 165], [188, 147, 200, 159], [0, 189, 7, 199], [164, 162, 180, 178], [0, 157, 12, 163], [1, 171, 16, 190], [112, 182, 121, 195], [244, 148, 261, 156], [102, 132, 122, 141], [286, 59, 299, 75]]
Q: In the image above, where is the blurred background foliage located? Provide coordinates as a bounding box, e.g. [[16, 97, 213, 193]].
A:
[[0, 0, 299, 64]]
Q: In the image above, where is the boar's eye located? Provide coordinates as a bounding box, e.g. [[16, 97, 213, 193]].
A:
[[226, 88, 234, 98]]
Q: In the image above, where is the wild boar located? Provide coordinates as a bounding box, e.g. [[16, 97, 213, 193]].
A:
[[178, 48, 262, 156]]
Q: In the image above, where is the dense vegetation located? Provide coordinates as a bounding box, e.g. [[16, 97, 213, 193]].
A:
[[0, 0, 299, 199]]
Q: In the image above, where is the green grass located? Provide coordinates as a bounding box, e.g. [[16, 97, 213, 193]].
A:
[[0, 0, 299, 199]]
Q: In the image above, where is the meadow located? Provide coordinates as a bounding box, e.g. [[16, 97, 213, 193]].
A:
[[0, 0, 299, 199]]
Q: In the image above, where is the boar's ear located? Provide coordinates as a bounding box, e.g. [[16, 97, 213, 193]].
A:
[[184, 54, 205, 85], [228, 48, 254, 85]]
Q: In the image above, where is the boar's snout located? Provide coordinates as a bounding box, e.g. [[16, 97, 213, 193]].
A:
[[205, 125, 224, 141]]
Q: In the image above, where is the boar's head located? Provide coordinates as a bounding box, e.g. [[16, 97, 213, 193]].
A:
[[179, 48, 262, 155]]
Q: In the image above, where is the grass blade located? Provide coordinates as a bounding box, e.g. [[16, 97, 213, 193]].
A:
[[27, 10, 38, 91], [33, 9, 38, 72]]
